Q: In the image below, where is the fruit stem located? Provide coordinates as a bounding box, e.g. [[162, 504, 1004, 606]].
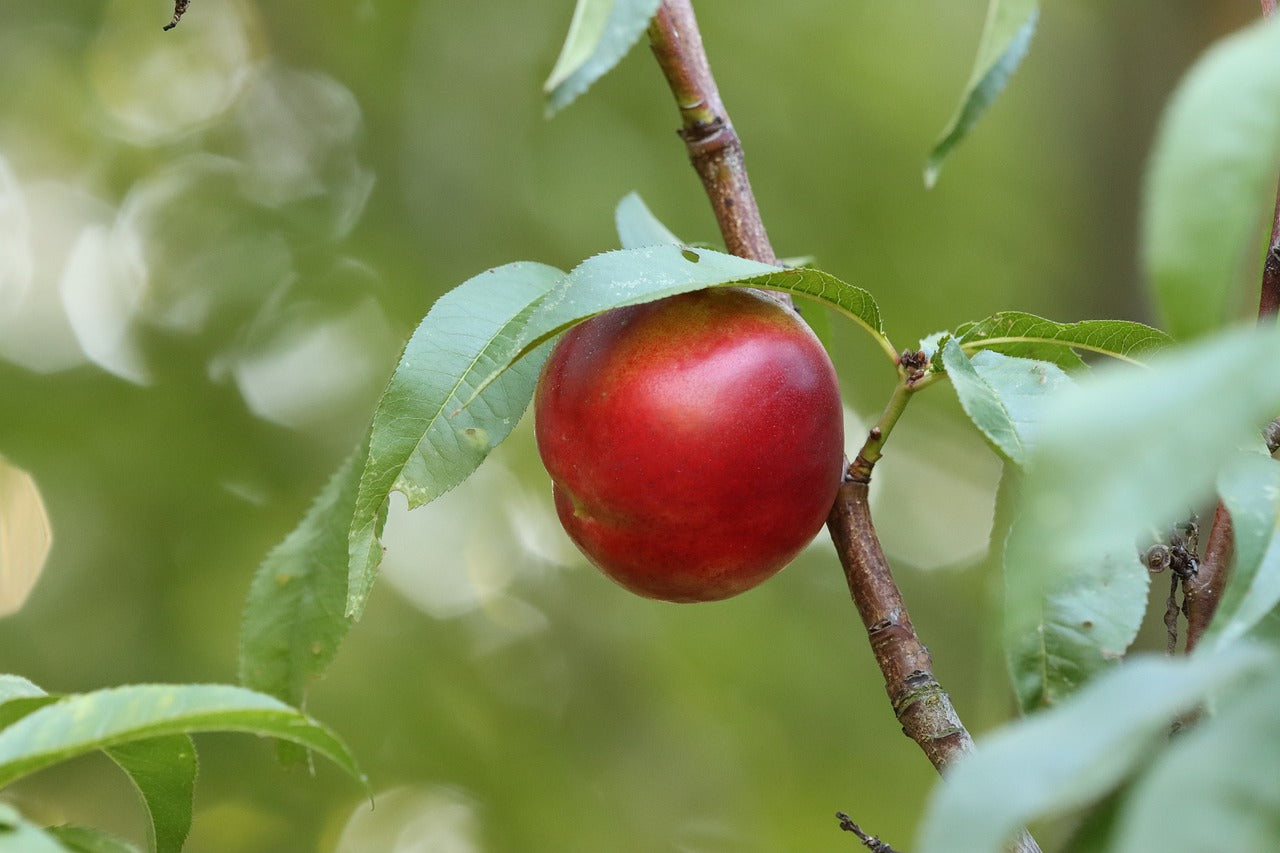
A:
[[848, 378, 915, 484]]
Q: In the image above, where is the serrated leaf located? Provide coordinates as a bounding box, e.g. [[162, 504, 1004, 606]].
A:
[[46, 825, 140, 853], [544, 0, 663, 115], [241, 452, 361, 708], [0, 684, 364, 790], [346, 262, 565, 618], [486, 246, 892, 388], [1143, 16, 1280, 339], [1110, 670, 1280, 853], [1202, 453, 1280, 650], [941, 341, 1071, 467], [104, 736, 195, 853], [615, 192, 681, 249], [0, 803, 75, 853], [1005, 518, 1149, 711], [1004, 324, 1280, 693], [925, 0, 1038, 187], [915, 646, 1274, 853], [958, 312, 1172, 368]]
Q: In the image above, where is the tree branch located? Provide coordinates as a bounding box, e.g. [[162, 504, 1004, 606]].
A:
[[646, 2, 777, 265], [645, 8, 1040, 852]]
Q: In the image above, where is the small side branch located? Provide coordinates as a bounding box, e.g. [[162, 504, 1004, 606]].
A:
[[164, 0, 190, 31], [836, 812, 902, 853]]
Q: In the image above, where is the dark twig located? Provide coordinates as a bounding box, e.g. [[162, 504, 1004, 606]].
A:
[[645, 6, 1039, 851], [836, 812, 902, 853], [163, 0, 190, 31], [1184, 502, 1233, 653], [1164, 573, 1181, 655]]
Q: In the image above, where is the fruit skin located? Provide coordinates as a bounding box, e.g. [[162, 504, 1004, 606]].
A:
[[533, 287, 844, 603]]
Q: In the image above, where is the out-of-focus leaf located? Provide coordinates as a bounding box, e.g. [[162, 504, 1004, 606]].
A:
[[241, 451, 361, 706], [46, 825, 140, 853], [0, 457, 52, 618], [0, 675, 43, 704], [104, 736, 196, 853], [1005, 324, 1280, 679], [925, 0, 1038, 187], [0, 684, 363, 789], [958, 312, 1172, 368], [544, 0, 663, 115], [1005, 519, 1148, 711], [0, 804, 74, 853], [347, 262, 564, 618], [614, 192, 681, 249], [1110, 671, 1280, 853], [916, 646, 1274, 853], [1143, 16, 1280, 339], [1202, 453, 1280, 650], [941, 341, 1071, 467]]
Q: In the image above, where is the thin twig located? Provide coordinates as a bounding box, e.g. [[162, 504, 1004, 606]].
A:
[[836, 812, 902, 853], [644, 6, 1039, 851], [163, 0, 189, 31], [1164, 573, 1180, 655]]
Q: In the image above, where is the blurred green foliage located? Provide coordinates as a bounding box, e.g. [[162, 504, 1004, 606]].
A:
[[0, 1, 1260, 850]]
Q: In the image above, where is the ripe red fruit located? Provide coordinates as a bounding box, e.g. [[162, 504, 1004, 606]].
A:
[[533, 287, 845, 602]]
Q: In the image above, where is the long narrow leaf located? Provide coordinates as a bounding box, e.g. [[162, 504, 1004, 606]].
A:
[[104, 736, 196, 853], [1143, 16, 1280, 338], [0, 684, 363, 790], [958, 312, 1171, 367], [241, 451, 361, 707], [916, 646, 1274, 853], [544, 0, 663, 114], [925, 0, 1038, 187], [346, 262, 564, 618]]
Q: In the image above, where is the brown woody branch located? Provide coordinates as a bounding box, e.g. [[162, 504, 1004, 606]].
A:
[[646, 7, 1040, 852], [163, 0, 189, 31], [1185, 0, 1280, 652]]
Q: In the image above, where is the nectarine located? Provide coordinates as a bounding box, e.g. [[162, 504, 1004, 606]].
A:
[[534, 287, 844, 602]]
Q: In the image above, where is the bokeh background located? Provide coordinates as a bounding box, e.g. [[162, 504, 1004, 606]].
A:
[[0, 1, 1263, 851]]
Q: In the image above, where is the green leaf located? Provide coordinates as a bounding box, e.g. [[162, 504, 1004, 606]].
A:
[[1110, 670, 1280, 853], [941, 341, 1072, 467], [1202, 453, 1280, 650], [925, 0, 1038, 187], [1004, 518, 1149, 711], [1143, 16, 1280, 339], [104, 736, 195, 853], [491, 246, 891, 382], [544, 0, 663, 115], [615, 192, 681, 249], [1005, 324, 1280, 682], [0, 804, 76, 853], [241, 452, 360, 707], [45, 826, 140, 853], [915, 646, 1274, 853], [0, 675, 44, 704], [347, 262, 565, 618], [0, 684, 364, 790], [958, 312, 1172, 368]]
